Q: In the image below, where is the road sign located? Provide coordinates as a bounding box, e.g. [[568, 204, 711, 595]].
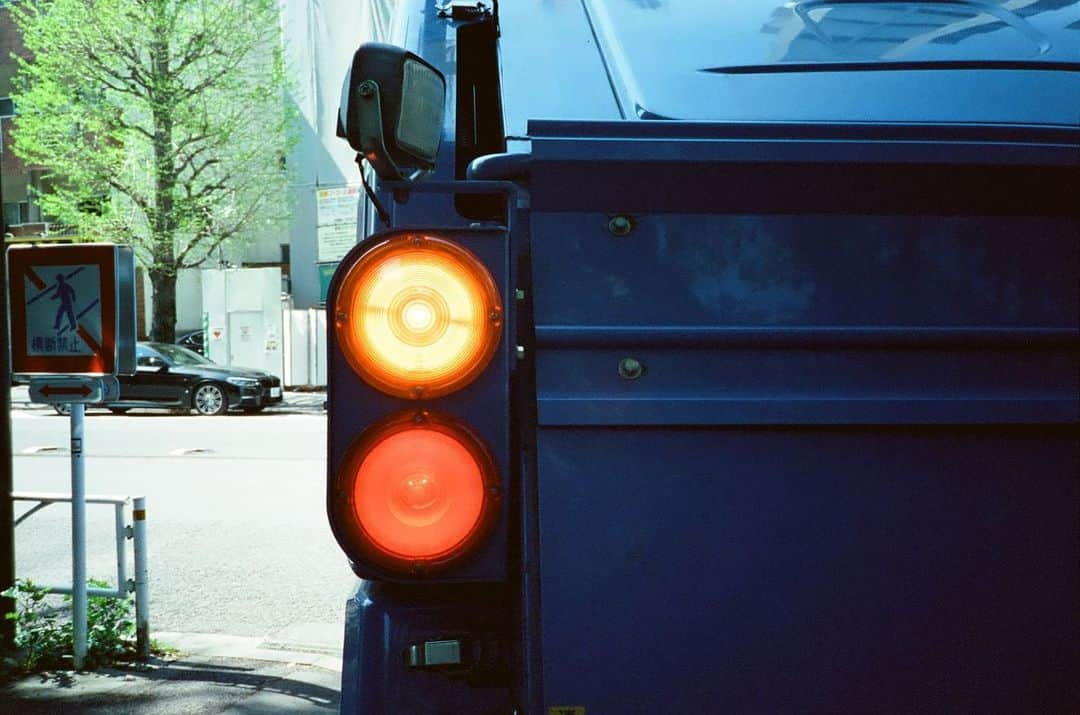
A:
[[28, 375, 120, 405], [7, 244, 135, 376]]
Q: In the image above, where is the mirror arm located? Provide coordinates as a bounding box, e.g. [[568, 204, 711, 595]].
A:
[[355, 153, 393, 228], [356, 80, 403, 181]]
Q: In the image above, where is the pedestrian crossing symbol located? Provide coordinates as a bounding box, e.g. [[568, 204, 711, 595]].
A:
[[24, 264, 103, 357]]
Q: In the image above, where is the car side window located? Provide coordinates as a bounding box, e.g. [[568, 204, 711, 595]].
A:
[[136, 347, 156, 367]]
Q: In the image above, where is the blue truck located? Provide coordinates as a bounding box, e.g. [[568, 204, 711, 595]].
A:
[[326, 1, 1079, 712]]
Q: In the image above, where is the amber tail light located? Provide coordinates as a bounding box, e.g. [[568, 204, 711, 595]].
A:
[[333, 234, 502, 399]]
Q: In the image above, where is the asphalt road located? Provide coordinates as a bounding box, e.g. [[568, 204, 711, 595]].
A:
[[9, 402, 356, 654]]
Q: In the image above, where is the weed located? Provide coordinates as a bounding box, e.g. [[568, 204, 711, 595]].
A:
[[2, 577, 137, 674]]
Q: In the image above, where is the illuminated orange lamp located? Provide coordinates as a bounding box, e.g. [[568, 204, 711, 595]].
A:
[[335, 411, 499, 571], [334, 235, 502, 399]]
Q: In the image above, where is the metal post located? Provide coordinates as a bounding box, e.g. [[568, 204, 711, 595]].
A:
[[70, 403, 87, 669], [132, 496, 149, 660], [1, 229, 16, 651], [114, 503, 127, 597], [308, 308, 317, 385]]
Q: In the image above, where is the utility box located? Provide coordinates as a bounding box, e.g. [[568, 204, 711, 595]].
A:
[[201, 268, 284, 378]]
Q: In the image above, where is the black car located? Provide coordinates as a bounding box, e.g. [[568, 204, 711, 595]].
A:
[[176, 329, 206, 356], [54, 342, 283, 416]]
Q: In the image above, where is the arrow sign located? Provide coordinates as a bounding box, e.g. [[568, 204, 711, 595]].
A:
[[29, 376, 120, 405]]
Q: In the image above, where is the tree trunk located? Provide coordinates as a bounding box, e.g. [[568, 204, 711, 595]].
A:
[[148, 2, 177, 344], [149, 267, 177, 343]]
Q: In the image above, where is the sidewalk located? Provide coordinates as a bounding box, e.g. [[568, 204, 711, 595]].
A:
[[0, 632, 342, 713]]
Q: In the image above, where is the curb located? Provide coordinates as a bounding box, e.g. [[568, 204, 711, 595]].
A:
[[152, 631, 343, 673]]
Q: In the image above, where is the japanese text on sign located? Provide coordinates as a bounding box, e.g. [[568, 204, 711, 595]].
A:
[[316, 186, 360, 262]]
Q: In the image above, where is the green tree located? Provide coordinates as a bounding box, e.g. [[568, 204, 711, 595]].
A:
[[9, 0, 295, 342]]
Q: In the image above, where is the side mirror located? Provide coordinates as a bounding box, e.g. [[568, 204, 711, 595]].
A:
[[337, 43, 446, 180]]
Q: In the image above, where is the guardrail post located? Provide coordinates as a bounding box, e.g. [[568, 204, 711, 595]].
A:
[[132, 496, 149, 659]]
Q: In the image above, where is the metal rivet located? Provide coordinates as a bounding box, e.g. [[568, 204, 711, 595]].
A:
[[608, 215, 634, 236], [515, 289, 526, 301], [489, 310, 501, 323], [618, 357, 644, 380], [515, 345, 525, 360], [358, 80, 376, 98]]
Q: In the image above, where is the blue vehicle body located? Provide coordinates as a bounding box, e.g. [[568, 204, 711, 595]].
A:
[[329, 1, 1080, 712]]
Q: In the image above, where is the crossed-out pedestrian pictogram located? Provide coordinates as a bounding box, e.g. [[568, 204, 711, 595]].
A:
[[24, 264, 103, 357]]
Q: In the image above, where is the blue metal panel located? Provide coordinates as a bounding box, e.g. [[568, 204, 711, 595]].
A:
[[577, 0, 1080, 72], [535, 322, 1079, 423], [528, 210, 1079, 426], [527, 120, 1080, 165], [340, 580, 512, 714], [496, 0, 622, 131], [527, 128, 1080, 712], [579, 0, 1080, 122], [529, 213, 1078, 327], [535, 426, 1080, 713]]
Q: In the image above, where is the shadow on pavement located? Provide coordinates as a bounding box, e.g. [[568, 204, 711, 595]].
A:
[[0, 656, 340, 713]]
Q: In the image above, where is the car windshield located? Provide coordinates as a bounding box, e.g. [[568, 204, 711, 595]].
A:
[[154, 343, 214, 366]]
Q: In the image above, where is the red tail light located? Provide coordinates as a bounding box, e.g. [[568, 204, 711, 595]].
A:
[[332, 411, 499, 573]]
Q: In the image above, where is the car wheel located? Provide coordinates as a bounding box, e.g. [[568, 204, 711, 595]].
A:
[[241, 406, 265, 414], [53, 404, 71, 416], [108, 407, 130, 414], [192, 383, 228, 416]]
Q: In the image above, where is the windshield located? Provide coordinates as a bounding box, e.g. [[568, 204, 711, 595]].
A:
[[154, 343, 214, 367]]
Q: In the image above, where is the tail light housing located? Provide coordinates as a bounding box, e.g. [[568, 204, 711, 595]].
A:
[[328, 226, 511, 582]]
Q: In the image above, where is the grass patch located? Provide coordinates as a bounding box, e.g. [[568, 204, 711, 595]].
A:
[[2, 578, 142, 678]]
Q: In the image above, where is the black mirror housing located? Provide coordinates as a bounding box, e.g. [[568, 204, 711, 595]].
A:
[[337, 43, 447, 180]]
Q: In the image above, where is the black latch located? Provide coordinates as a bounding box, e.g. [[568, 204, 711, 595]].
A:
[[404, 636, 510, 686], [406, 639, 468, 669]]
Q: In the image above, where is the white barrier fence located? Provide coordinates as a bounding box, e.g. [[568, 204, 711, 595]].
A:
[[12, 491, 150, 660], [282, 307, 327, 388]]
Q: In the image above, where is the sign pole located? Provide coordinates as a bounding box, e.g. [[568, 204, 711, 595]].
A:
[[70, 402, 87, 669], [1, 243, 16, 652]]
